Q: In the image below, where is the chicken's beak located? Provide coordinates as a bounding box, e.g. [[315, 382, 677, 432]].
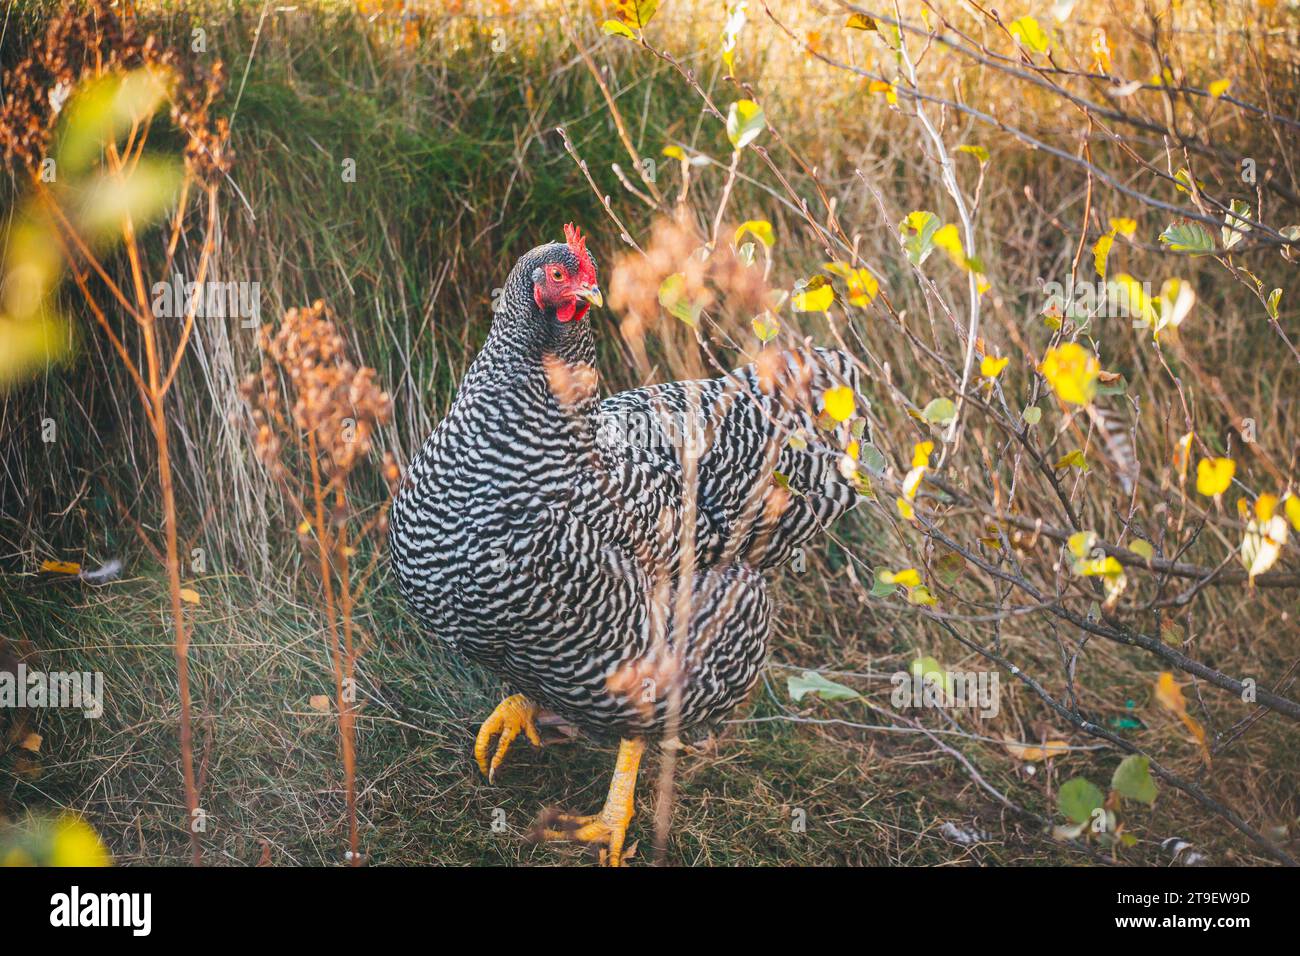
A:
[[576, 284, 604, 309]]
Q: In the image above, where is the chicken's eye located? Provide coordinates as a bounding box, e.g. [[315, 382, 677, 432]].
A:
[[549, 267, 564, 282]]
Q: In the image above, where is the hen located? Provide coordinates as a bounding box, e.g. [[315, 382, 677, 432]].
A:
[[390, 225, 863, 864]]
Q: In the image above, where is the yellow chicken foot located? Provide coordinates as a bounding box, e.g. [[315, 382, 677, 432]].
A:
[[537, 737, 645, 866], [474, 694, 542, 783]]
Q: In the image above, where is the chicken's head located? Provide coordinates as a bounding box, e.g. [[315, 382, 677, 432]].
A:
[[528, 223, 602, 324]]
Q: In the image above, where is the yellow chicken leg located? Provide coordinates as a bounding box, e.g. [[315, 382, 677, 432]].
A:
[[537, 737, 644, 866], [474, 693, 542, 782]]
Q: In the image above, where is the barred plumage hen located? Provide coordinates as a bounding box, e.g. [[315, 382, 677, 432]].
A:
[[390, 225, 863, 864]]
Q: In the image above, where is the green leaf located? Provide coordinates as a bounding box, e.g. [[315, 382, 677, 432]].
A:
[[76, 158, 183, 244], [751, 311, 779, 342], [1222, 200, 1251, 251], [934, 551, 966, 587], [957, 144, 989, 163], [1022, 405, 1042, 425], [869, 567, 898, 598], [726, 99, 766, 150], [1111, 754, 1157, 805], [1058, 777, 1105, 824], [658, 273, 700, 327], [899, 211, 941, 266], [911, 656, 953, 696], [1159, 221, 1215, 256], [859, 443, 887, 476], [1265, 288, 1282, 320], [922, 397, 957, 425], [787, 670, 860, 703]]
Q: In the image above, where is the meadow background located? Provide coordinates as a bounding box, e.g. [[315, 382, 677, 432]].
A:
[[1, 0, 1298, 865]]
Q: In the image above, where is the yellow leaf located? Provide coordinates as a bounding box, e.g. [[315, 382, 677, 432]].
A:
[[1003, 735, 1070, 762], [823, 261, 878, 305], [1154, 672, 1210, 763], [867, 79, 898, 105], [1078, 554, 1123, 577], [912, 440, 934, 468], [1255, 493, 1279, 523], [1093, 233, 1114, 279], [1067, 531, 1098, 559], [309, 694, 331, 713], [908, 585, 938, 607], [608, 0, 659, 31], [1154, 671, 1187, 714], [896, 496, 915, 520], [1112, 273, 1157, 331], [823, 385, 856, 422], [1089, 27, 1112, 73], [20, 732, 42, 753], [1195, 457, 1235, 497], [49, 815, 112, 867], [1285, 494, 1300, 532], [1039, 343, 1099, 406], [792, 278, 834, 313], [932, 223, 972, 271], [602, 19, 637, 39], [734, 219, 775, 248], [1208, 78, 1231, 98], [980, 355, 1009, 378], [882, 567, 921, 588], [845, 13, 876, 30], [1129, 539, 1154, 560], [1109, 217, 1137, 238], [1054, 448, 1088, 470], [902, 465, 926, 500], [1009, 16, 1051, 55], [297, 519, 312, 535], [179, 587, 201, 605], [40, 560, 81, 575], [662, 145, 685, 160]]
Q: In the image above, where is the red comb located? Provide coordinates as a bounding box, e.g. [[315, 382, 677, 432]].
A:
[[563, 222, 587, 260], [563, 222, 596, 282]]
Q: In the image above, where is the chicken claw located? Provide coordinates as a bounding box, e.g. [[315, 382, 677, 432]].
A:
[[474, 694, 542, 783], [534, 737, 644, 866]]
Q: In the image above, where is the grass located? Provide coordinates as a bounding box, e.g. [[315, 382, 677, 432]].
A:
[[2, 0, 1299, 866], [5, 552, 1292, 866]]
